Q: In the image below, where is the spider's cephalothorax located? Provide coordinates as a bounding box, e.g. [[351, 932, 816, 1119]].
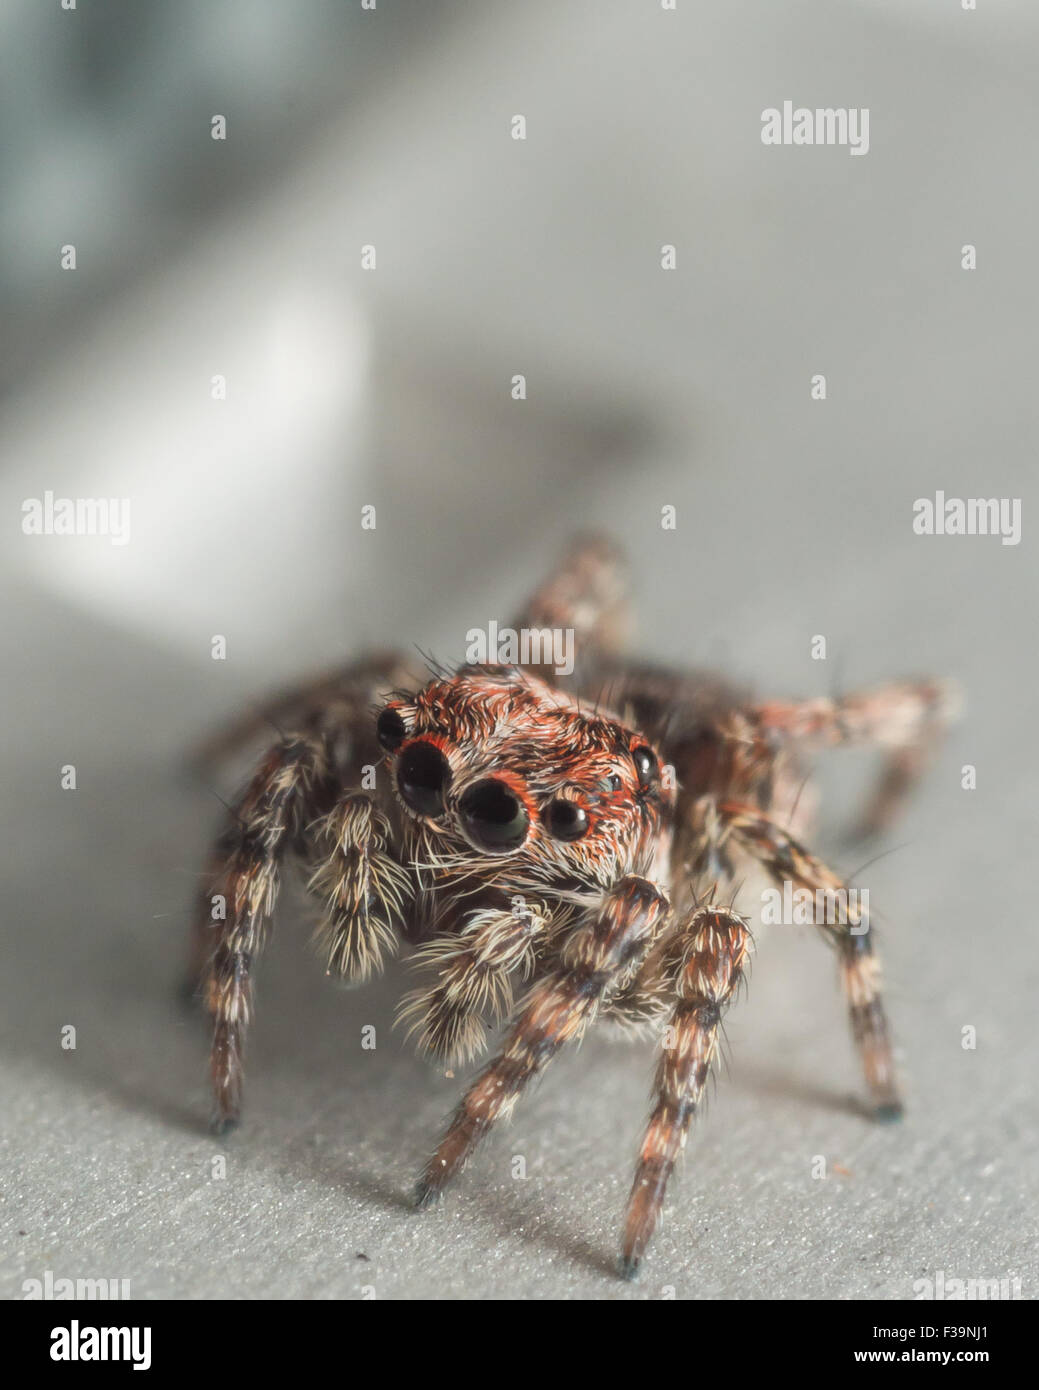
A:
[[381, 665, 675, 920], [190, 535, 960, 1279]]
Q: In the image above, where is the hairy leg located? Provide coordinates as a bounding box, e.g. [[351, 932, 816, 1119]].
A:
[[747, 678, 961, 837], [509, 532, 630, 682], [415, 876, 669, 1204], [719, 801, 902, 1117], [189, 651, 414, 772], [621, 904, 752, 1278], [196, 734, 333, 1132]]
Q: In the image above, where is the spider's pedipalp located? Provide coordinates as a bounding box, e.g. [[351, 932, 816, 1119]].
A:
[[307, 793, 412, 983], [397, 896, 550, 1064]]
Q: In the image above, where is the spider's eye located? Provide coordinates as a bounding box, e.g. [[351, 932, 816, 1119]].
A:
[[632, 746, 657, 790], [397, 741, 450, 817], [544, 799, 590, 841], [377, 707, 406, 751], [459, 779, 530, 852]]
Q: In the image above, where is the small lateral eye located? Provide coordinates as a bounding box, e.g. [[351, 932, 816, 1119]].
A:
[[632, 745, 657, 790], [377, 707, 406, 751], [544, 799, 590, 841]]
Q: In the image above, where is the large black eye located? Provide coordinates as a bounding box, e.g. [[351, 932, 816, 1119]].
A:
[[377, 707, 406, 751], [544, 799, 590, 841], [632, 746, 657, 790], [397, 741, 450, 817], [459, 779, 530, 851]]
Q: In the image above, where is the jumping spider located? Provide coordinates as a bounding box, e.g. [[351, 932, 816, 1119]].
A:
[[190, 535, 960, 1278]]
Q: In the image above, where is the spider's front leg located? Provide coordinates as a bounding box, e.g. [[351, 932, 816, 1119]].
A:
[[195, 734, 334, 1132], [621, 904, 752, 1279], [414, 876, 669, 1205], [720, 801, 902, 1119]]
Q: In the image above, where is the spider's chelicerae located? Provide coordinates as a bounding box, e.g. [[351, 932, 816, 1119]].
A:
[[190, 535, 960, 1279]]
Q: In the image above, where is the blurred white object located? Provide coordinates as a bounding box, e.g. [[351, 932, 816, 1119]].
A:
[[3, 217, 371, 668]]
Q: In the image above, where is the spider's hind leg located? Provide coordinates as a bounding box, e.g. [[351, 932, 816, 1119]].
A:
[[748, 678, 962, 840], [721, 802, 902, 1119], [509, 533, 630, 685]]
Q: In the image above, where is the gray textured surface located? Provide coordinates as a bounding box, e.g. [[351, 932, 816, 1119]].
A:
[[2, 0, 1038, 1301]]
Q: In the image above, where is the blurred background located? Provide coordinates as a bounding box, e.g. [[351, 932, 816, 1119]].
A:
[[1, 0, 1036, 1300]]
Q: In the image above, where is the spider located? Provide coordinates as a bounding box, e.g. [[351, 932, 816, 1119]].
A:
[[189, 534, 960, 1279]]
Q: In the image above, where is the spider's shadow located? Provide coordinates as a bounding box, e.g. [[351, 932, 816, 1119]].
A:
[[736, 1064, 874, 1120]]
